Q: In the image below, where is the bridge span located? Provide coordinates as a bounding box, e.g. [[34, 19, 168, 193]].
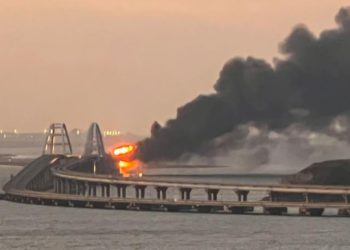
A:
[[2, 123, 350, 217]]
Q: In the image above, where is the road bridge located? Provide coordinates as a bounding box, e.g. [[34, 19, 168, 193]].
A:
[[3, 123, 350, 217]]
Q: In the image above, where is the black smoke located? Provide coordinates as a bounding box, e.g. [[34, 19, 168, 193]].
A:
[[137, 7, 350, 163]]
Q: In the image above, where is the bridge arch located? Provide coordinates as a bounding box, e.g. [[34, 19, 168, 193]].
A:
[[83, 122, 106, 157], [43, 123, 72, 155]]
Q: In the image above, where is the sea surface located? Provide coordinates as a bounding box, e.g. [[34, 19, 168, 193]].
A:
[[1, 164, 350, 250]]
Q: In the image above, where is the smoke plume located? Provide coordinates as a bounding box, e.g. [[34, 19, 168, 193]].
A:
[[137, 7, 350, 164]]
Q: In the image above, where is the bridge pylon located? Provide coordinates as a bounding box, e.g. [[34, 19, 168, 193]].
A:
[[43, 123, 73, 155], [83, 122, 106, 157]]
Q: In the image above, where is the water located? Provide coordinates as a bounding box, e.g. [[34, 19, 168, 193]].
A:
[[1, 165, 350, 250]]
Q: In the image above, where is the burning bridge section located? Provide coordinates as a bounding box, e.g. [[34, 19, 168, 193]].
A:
[[3, 122, 143, 197], [5, 124, 350, 217], [111, 144, 143, 177]]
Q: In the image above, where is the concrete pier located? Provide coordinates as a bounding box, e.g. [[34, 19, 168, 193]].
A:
[[235, 190, 249, 201], [116, 184, 127, 198], [155, 186, 167, 200], [206, 189, 219, 201], [135, 185, 146, 199], [179, 188, 191, 200]]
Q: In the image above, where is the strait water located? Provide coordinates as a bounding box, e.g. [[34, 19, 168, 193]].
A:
[[1, 165, 350, 250]]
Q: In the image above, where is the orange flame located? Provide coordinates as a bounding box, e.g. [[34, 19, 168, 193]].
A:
[[111, 144, 142, 177], [118, 160, 142, 177], [113, 144, 136, 158]]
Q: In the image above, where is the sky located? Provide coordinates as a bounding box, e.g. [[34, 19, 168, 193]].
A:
[[0, 0, 349, 135]]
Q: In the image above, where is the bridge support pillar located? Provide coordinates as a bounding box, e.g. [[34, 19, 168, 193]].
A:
[[61, 180, 65, 194], [116, 185, 127, 198], [75, 181, 79, 195], [81, 182, 86, 196], [76, 182, 80, 195], [87, 183, 96, 196], [57, 179, 62, 193], [56, 178, 63, 194], [155, 187, 168, 200], [206, 189, 219, 201], [72, 181, 78, 195], [68, 181, 74, 194], [88, 183, 92, 196], [66, 180, 70, 194], [106, 184, 110, 197], [53, 178, 58, 193], [179, 188, 192, 200], [71, 181, 75, 195], [101, 184, 105, 197], [58, 179, 62, 193], [56, 179, 61, 193], [235, 190, 249, 201], [65, 180, 70, 194], [53, 178, 57, 193], [99, 184, 110, 197], [83, 182, 88, 196], [76, 181, 84, 195], [92, 183, 97, 197], [135, 185, 146, 199]]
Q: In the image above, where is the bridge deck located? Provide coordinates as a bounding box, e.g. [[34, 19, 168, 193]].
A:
[[4, 154, 350, 216], [6, 188, 350, 209], [54, 169, 350, 195]]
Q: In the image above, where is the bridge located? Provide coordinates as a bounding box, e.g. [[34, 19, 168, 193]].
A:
[[2, 123, 350, 217]]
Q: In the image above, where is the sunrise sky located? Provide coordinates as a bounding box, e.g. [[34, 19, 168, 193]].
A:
[[1, 0, 349, 134]]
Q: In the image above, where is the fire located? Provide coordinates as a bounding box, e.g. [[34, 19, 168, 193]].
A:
[[111, 144, 142, 177], [113, 144, 136, 159], [118, 160, 142, 177]]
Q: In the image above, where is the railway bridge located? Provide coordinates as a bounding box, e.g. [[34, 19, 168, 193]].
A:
[[2, 123, 350, 217]]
